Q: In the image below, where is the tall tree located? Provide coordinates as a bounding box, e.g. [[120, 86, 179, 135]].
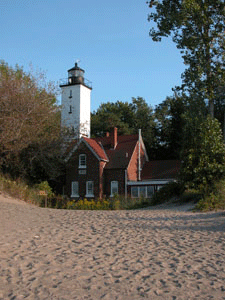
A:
[[155, 95, 186, 159], [180, 116, 225, 193], [0, 61, 64, 183], [148, 0, 225, 117]]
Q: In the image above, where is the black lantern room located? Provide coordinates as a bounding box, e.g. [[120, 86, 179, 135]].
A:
[[68, 62, 85, 85]]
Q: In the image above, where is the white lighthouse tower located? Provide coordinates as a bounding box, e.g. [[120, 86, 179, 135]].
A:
[[60, 62, 92, 138]]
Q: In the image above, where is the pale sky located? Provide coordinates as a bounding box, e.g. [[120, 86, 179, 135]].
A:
[[0, 0, 185, 112]]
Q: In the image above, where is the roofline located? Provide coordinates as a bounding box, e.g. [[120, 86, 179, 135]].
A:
[[98, 141, 109, 161], [140, 134, 149, 161], [64, 138, 109, 163], [64, 139, 82, 163], [82, 138, 109, 162], [126, 133, 149, 171]]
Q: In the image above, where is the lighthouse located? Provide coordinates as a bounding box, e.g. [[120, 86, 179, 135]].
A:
[[60, 62, 92, 138]]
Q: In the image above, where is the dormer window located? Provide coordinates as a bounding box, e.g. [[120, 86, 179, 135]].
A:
[[79, 154, 86, 168]]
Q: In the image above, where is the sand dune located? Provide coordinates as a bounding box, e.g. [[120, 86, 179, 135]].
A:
[[0, 193, 225, 300]]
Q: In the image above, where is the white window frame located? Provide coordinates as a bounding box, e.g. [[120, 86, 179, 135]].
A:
[[71, 181, 79, 197], [79, 154, 86, 168], [131, 186, 155, 198], [110, 181, 118, 197], [85, 181, 94, 197]]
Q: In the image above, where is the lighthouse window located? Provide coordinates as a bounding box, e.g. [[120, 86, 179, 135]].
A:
[[69, 105, 72, 114], [69, 90, 72, 98]]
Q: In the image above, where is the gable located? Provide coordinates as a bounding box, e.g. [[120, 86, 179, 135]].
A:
[[65, 137, 108, 163]]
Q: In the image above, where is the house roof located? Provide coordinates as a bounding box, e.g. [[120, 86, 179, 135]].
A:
[[94, 134, 140, 169], [83, 137, 108, 161], [141, 160, 181, 180], [65, 131, 148, 169]]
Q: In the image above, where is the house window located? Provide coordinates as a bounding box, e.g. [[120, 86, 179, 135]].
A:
[[79, 154, 86, 168], [69, 105, 72, 114], [86, 181, 94, 197], [131, 186, 138, 198], [139, 186, 146, 198], [147, 186, 154, 198], [110, 181, 118, 197], [71, 181, 79, 197], [131, 186, 154, 198]]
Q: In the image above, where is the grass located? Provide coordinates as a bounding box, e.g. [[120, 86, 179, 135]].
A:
[[0, 173, 65, 207], [0, 173, 38, 204]]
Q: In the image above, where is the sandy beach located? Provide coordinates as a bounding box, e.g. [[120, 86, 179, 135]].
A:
[[0, 194, 225, 300]]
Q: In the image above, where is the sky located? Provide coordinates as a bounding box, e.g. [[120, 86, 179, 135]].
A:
[[1, 0, 185, 112]]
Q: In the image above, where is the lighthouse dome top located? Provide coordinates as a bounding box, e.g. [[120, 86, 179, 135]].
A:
[[68, 62, 85, 84], [68, 62, 85, 76], [59, 62, 92, 89]]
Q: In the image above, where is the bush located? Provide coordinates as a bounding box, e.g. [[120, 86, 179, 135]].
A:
[[67, 198, 111, 210], [179, 189, 203, 203], [65, 195, 152, 210], [194, 179, 225, 211], [151, 181, 185, 206], [180, 116, 225, 193], [36, 181, 54, 197]]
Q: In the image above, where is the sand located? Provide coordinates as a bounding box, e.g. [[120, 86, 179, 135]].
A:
[[0, 193, 225, 300]]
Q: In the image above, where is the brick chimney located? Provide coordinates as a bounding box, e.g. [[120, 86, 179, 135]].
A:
[[112, 127, 117, 149]]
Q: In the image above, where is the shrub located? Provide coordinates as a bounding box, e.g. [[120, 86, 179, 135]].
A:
[[179, 189, 203, 203], [65, 195, 152, 210], [180, 116, 225, 193], [151, 181, 185, 205], [67, 198, 111, 210], [36, 181, 54, 197], [194, 179, 225, 211]]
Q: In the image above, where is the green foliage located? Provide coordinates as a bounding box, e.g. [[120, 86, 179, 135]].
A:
[[151, 181, 185, 206], [67, 198, 111, 210], [91, 97, 157, 155], [36, 181, 54, 197], [0, 173, 39, 204], [0, 61, 65, 185], [179, 189, 203, 204], [66, 195, 152, 210], [194, 179, 225, 211], [180, 116, 225, 193], [154, 95, 186, 159], [148, 0, 225, 117]]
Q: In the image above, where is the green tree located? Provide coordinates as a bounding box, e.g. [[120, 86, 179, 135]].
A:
[[154, 95, 186, 159], [180, 116, 225, 193], [91, 97, 157, 155], [148, 0, 225, 117], [91, 101, 134, 137], [0, 61, 64, 183]]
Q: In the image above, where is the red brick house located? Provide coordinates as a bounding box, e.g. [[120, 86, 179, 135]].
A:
[[64, 127, 180, 199]]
